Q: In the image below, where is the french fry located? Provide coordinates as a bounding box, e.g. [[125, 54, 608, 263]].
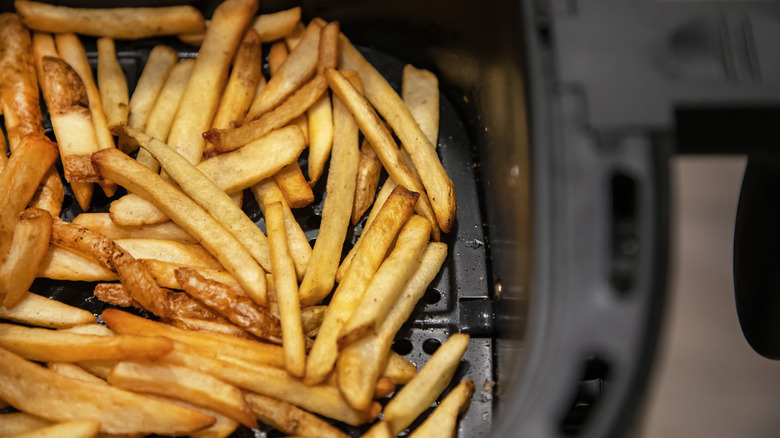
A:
[[244, 20, 322, 121], [37, 245, 116, 282], [337, 243, 447, 410], [7, 420, 100, 438], [0, 346, 216, 435], [284, 21, 306, 51], [114, 239, 222, 270], [110, 193, 169, 226], [127, 128, 272, 272], [140, 259, 244, 295], [0, 323, 173, 362], [15, 1, 206, 39], [205, 74, 329, 152], [119, 44, 178, 152], [175, 268, 282, 344], [171, 317, 254, 340], [304, 186, 419, 385], [251, 178, 311, 281], [211, 29, 263, 131], [92, 149, 268, 306], [176, 19, 209, 46], [0, 292, 95, 328], [306, 91, 334, 185], [73, 213, 197, 244], [27, 167, 64, 218], [93, 282, 224, 322], [339, 215, 431, 345], [373, 376, 396, 399], [382, 334, 470, 435], [301, 305, 327, 338], [407, 379, 475, 438], [0, 130, 6, 175], [339, 36, 456, 233], [147, 393, 240, 438], [108, 361, 258, 428], [97, 37, 128, 135], [325, 68, 440, 240], [102, 308, 286, 369], [244, 393, 348, 438], [0, 208, 53, 308], [266, 202, 306, 377], [403, 65, 440, 147], [251, 6, 302, 42], [0, 413, 51, 436], [268, 39, 288, 75], [352, 139, 383, 224], [383, 352, 418, 384], [58, 323, 113, 336], [361, 421, 392, 438], [272, 162, 315, 208], [47, 362, 108, 385], [298, 76, 359, 306], [318, 20, 340, 73]]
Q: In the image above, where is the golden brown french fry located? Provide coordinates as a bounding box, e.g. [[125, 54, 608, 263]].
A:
[[0, 346, 216, 435], [244, 20, 322, 121], [352, 139, 382, 224], [97, 37, 128, 135], [0, 292, 95, 328], [205, 74, 328, 152], [337, 243, 447, 410], [102, 308, 286, 369], [176, 19, 209, 46], [37, 245, 116, 282], [147, 393, 240, 438], [382, 334, 470, 435], [251, 6, 302, 42], [114, 239, 221, 270], [340, 36, 456, 233], [361, 421, 392, 438], [339, 215, 431, 345], [0, 208, 52, 308], [284, 21, 305, 50], [211, 29, 263, 131], [318, 20, 340, 72], [403, 65, 439, 147], [408, 379, 474, 438], [306, 91, 333, 185], [140, 259, 244, 295], [268, 40, 288, 74], [7, 420, 100, 438], [383, 353, 417, 384], [92, 148, 268, 306], [93, 282, 224, 322], [0, 130, 7, 175], [272, 162, 315, 208], [304, 186, 420, 385], [266, 202, 306, 377], [28, 167, 64, 218], [73, 213, 197, 244], [119, 44, 178, 152], [15, 1, 206, 39], [108, 361, 258, 428], [297, 79, 359, 306], [373, 376, 396, 399], [301, 305, 327, 338], [244, 393, 349, 438], [47, 362, 108, 385], [325, 68, 440, 240], [0, 413, 51, 436], [0, 323, 173, 362]]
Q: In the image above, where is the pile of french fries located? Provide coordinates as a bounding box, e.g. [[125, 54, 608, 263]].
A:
[[0, 0, 474, 437]]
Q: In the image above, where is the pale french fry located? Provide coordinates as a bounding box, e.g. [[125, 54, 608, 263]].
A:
[[92, 149, 268, 306], [339, 215, 431, 345], [352, 139, 382, 224], [116, 239, 222, 270], [337, 243, 447, 410], [110, 193, 168, 226], [403, 65, 439, 147], [306, 92, 333, 184], [244, 393, 348, 438], [15, 1, 206, 39], [361, 421, 392, 438], [340, 36, 456, 233], [171, 317, 254, 340], [7, 420, 100, 438], [127, 128, 272, 273], [146, 393, 240, 438], [108, 361, 258, 428], [298, 78, 359, 306], [0, 292, 95, 328], [211, 29, 263, 131], [266, 202, 306, 377], [205, 74, 328, 152], [284, 22, 305, 51], [165, 0, 257, 167], [272, 162, 315, 208], [37, 245, 116, 282], [244, 20, 322, 121], [0, 413, 51, 436], [0, 208, 52, 308], [0, 346, 216, 435], [251, 178, 311, 281], [140, 259, 244, 295], [73, 360, 114, 380], [251, 6, 302, 42], [408, 379, 475, 438], [325, 68, 440, 240], [382, 334, 470, 435], [0, 323, 173, 362], [97, 37, 128, 135], [119, 44, 178, 152], [102, 308, 286, 369], [73, 213, 197, 244], [58, 323, 113, 336], [47, 362, 108, 385], [304, 186, 420, 385]]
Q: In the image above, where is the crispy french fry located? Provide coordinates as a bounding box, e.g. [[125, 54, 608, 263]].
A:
[[306, 91, 333, 185], [266, 202, 306, 377], [325, 68, 440, 240], [0, 208, 52, 308], [337, 243, 447, 410], [382, 334, 470, 435], [92, 149, 268, 306], [352, 139, 382, 224], [298, 79, 359, 306], [211, 29, 263, 131], [244, 20, 322, 121], [0, 346, 216, 435], [318, 21, 340, 73], [93, 282, 224, 322], [7, 420, 100, 438], [0, 413, 51, 436], [37, 245, 116, 282], [140, 259, 244, 295], [97, 37, 128, 135], [244, 393, 348, 438], [272, 162, 315, 208], [408, 379, 475, 438], [47, 362, 108, 385], [304, 186, 419, 385], [73, 213, 197, 244], [108, 361, 258, 428], [0, 323, 173, 362], [0, 292, 95, 328], [15, 1, 206, 39], [403, 65, 439, 147], [251, 6, 302, 42]]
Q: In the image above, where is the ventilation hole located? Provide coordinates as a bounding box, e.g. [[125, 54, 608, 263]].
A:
[[422, 288, 441, 305], [391, 338, 413, 356], [559, 357, 611, 436], [422, 338, 441, 355], [306, 214, 322, 229]]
